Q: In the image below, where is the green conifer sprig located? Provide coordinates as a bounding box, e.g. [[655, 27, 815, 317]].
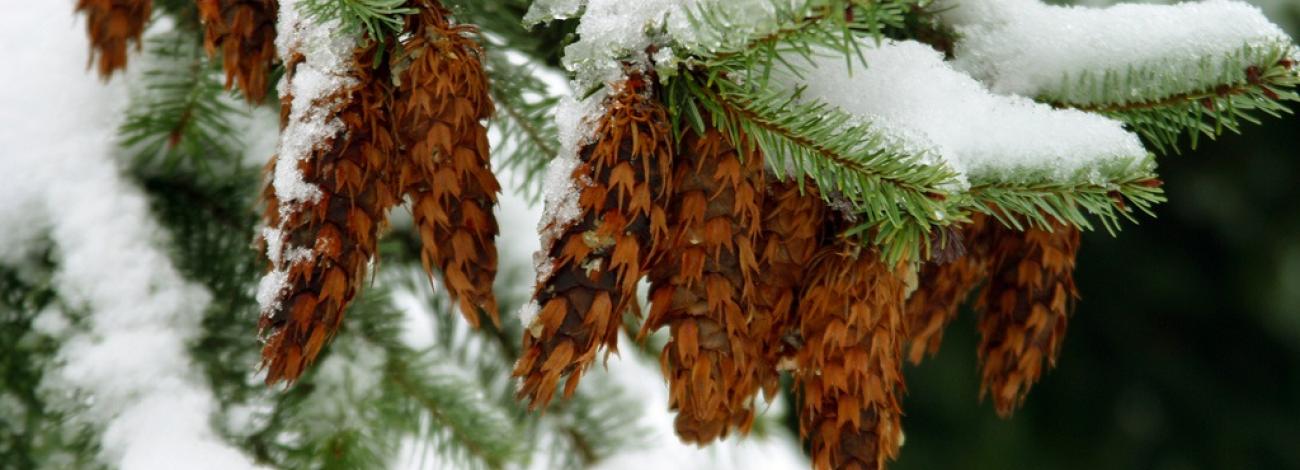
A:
[[965, 171, 1165, 235], [302, 0, 415, 41], [120, 33, 245, 175], [1047, 43, 1300, 154], [683, 0, 921, 69]]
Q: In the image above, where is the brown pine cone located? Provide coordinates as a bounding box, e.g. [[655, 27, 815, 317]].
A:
[[392, 2, 501, 327], [197, 0, 278, 103], [798, 243, 908, 470], [643, 127, 765, 444], [257, 42, 399, 385], [514, 74, 673, 409], [976, 222, 1080, 417], [904, 213, 994, 365], [76, 0, 152, 78], [750, 180, 828, 400]]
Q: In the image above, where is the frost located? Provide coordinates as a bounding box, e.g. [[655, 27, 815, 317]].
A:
[[940, 0, 1293, 102], [0, 4, 262, 468], [776, 40, 1147, 184]]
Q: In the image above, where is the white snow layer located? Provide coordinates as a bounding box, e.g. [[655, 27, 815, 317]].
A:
[[777, 40, 1147, 183], [940, 0, 1293, 102], [0, 2, 261, 469], [258, 0, 361, 315]]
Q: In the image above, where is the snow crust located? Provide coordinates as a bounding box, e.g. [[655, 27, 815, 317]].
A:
[[777, 40, 1147, 183], [941, 0, 1293, 102], [0, 3, 261, 468]]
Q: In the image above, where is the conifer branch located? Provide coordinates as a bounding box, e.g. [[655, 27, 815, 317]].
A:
[[675, 72, 955, 262], [965, 174, 1165, 235], [686, 0, 919, 67], [1046, 44, 1300, 154], [302, 0, 415, 41]]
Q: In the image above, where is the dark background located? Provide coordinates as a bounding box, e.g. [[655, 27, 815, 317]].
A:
[[894, 7, 1300, 468]]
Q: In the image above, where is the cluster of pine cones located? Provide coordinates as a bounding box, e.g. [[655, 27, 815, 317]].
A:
[[514, 74, 1085, 469], [78, 3, 1084, 469]]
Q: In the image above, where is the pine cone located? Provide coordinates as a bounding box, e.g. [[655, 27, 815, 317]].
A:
[[392, 2, 500, 327], [751, 180, 828, 400], [197, 0, 278, 103], [976, 222, 1080, 417], [798, 243, 908, 470], [76, 0, 152, 78], [643, 127, 765, 444], [258, 44, 399, 384], [904, 213, 993, 365], [514, 75, 673, 409]]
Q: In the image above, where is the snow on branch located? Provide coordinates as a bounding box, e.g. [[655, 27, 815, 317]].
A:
[[754, 38, 1161, 238], [774, 40, 1150, 186], [940, 0, 1300, 151], [560, 0, 917, 90], [941, 0, 1293, 103]]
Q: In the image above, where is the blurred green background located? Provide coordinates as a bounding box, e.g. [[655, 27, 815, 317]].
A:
[[891, 4, 1300, 469]]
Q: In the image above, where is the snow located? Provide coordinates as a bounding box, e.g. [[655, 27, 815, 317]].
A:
[[271, 0, 357, 211], [523, 0, 588, 26], [0, 2, 261, 468], [258, 0, 362, 315], [940, 0, 1294, 103], [775, 40, 1148, 184], [528, 61, 604, 324], [562, 0, 787, 89]]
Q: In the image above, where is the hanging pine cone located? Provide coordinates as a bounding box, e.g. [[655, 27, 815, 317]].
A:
[[642, 127, 765, 444], [798, 242, 908, 470], [197, 0, 278, 103], [904, 213, 993, 364], [258, 41, 399, 384], [392, 1, 501, 327], [751, 180, 829, 399], [514, 74, 674, 409], [976, 222, 1080, 417], [76, 0, 152, 78]]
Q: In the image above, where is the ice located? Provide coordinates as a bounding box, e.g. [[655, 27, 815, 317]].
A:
[[774, 40, 1148, 184], [940, 0, 1293, 103]]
